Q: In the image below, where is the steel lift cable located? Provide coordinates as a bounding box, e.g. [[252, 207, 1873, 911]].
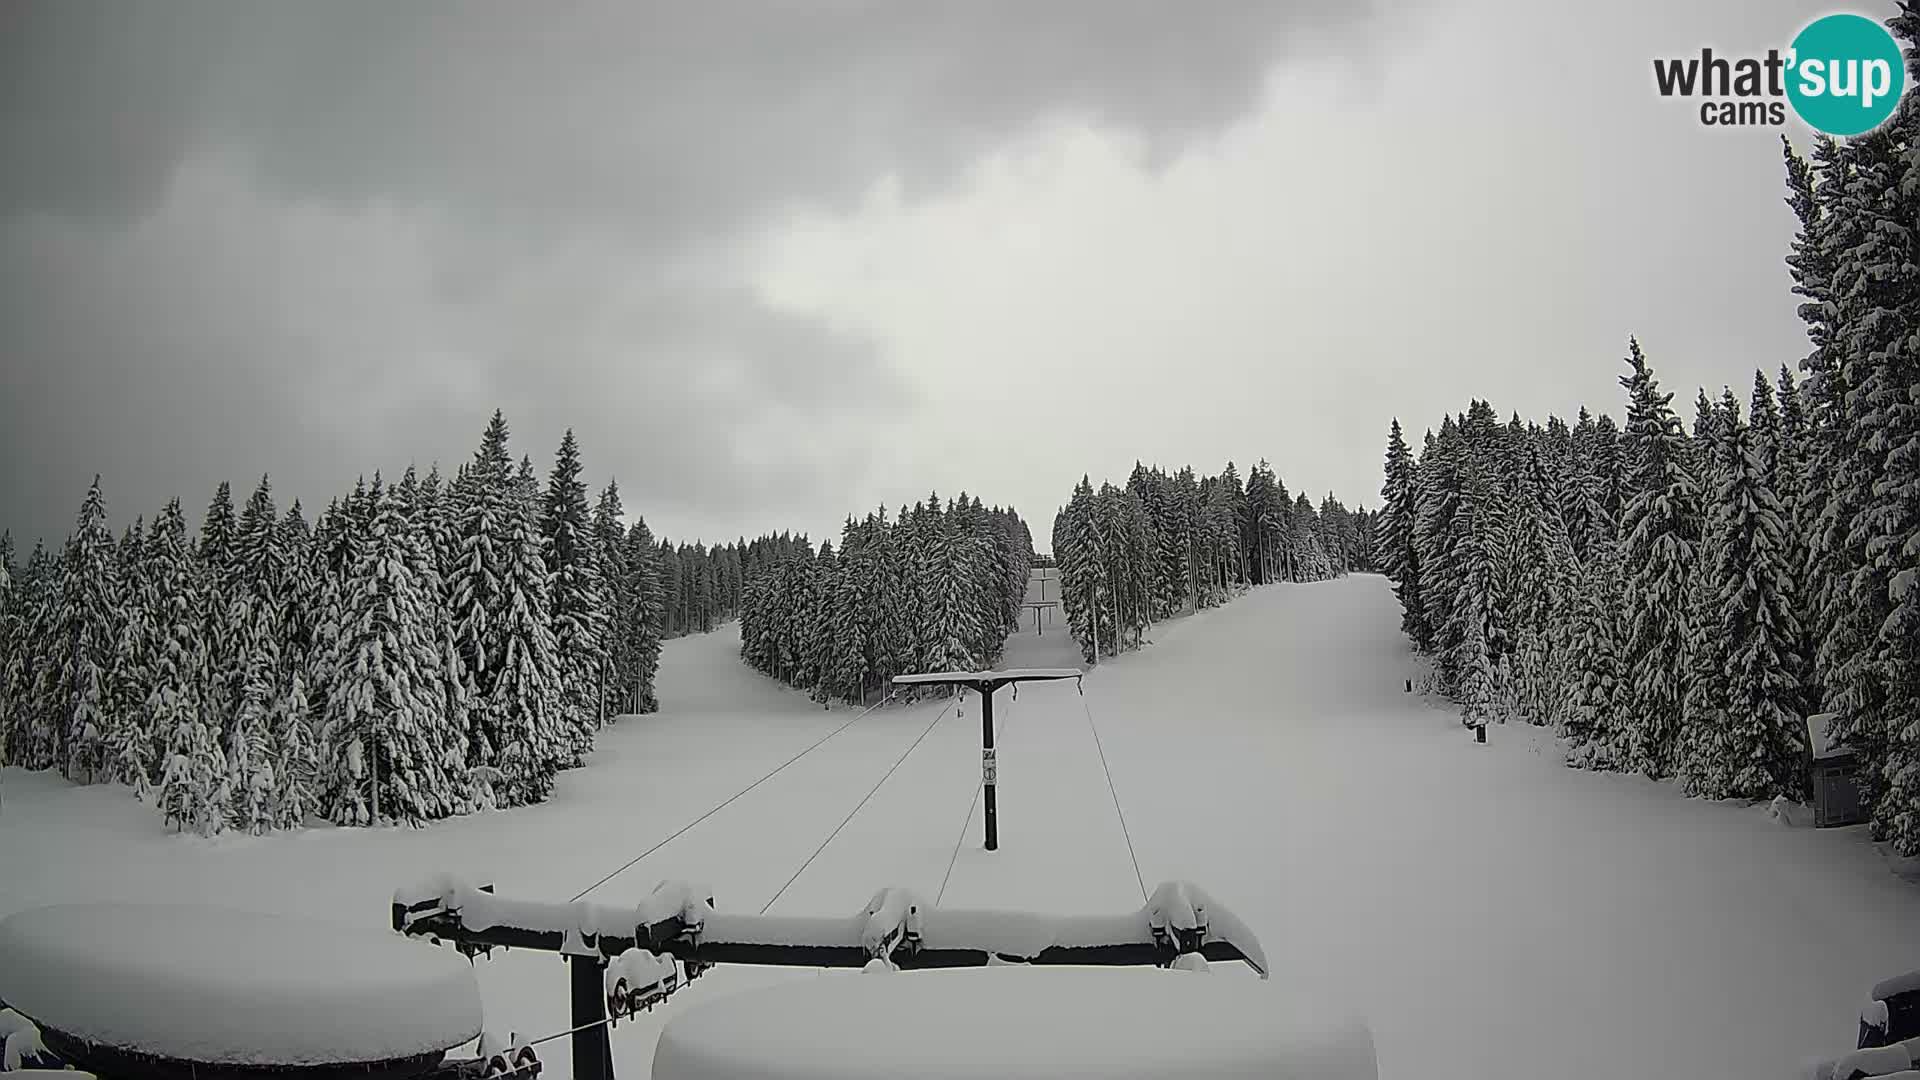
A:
[[570, 688, 900, 903], [1080, 683, 1148, 905], [759, 695, 959, 915]]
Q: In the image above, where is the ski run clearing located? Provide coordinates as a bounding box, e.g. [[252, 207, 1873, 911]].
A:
[[3, 574, 1916, 1079]]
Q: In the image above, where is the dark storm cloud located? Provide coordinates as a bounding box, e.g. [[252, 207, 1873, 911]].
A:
[[1, 0, 1379, 547]]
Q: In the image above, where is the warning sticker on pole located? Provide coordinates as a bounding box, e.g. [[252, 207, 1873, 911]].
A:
[[982, 748, 997, 784]]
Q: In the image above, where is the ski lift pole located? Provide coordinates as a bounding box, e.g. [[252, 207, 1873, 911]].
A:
[[981, 686, 998, 851], [892, 668, 1082, 853]]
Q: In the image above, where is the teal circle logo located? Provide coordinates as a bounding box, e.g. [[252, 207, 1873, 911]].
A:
[[1787, 14, 1905, 136]]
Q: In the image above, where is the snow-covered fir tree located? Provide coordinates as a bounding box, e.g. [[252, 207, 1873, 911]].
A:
[[1616, 341, 1701, 779], [55, 477, 117, 783], [541, 430, 605, 753], [322, 477, 463, 825], [1709, 397, 1807, 800]]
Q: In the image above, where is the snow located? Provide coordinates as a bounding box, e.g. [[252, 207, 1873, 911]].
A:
[[2, 578, 1917, 1079], [636, 879, 713, 930], [1876, 971, 1920, 1001], [861, 886, 923, 956], [1829, 1043, 1919, 1077], [0, 903, 481, 1066], [1808, 713, 1848, 761], [649, 967, 1376, 1080], [2, 1011, 51, 1072]]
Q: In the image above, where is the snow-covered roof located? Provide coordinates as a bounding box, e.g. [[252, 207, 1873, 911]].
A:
[[651, 967, 1376, 1080], [0, 903, 482, 1068], [893, 668, 1083, 685], [1807, 712, 1847, 761]]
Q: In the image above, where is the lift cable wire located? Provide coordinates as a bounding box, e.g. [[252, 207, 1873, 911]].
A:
[[524, 1015, 613, 1049], [569, 688, 901, 903], [1080, 685, 1148, 905], [759, 695, 959, 915], [934, 688, 1015, 907]]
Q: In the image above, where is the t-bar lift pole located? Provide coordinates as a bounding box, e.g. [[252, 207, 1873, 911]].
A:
[[891, 668, 1083, 851]]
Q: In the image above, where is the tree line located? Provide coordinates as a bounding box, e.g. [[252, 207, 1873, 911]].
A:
[[1376, 81, 1920, 855], [1052, 460, 1375, 662], [739, 496, 1034, 704], [0, 411, 767, 834]]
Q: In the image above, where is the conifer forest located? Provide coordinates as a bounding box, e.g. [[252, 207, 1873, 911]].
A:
[[0, 412, 782, 834], [1051, 462, 1374, 663], [1374, 130, 1920, 857]]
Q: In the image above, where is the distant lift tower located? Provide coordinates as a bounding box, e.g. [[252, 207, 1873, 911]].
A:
[[891, 668, 1083, 851]]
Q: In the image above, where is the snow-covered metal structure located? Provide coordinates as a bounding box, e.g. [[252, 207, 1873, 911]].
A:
[[391, 874, 1267, 1080], [891, 668, 1083, 850], [0, 902, 531, 1079]]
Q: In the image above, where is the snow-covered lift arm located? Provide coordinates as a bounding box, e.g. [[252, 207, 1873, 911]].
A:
[[392, 875, 1265, 977]]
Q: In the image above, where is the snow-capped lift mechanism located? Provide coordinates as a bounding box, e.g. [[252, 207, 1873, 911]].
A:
[[392, 874, 1267, 1080], [890, 668, 1083, 850]]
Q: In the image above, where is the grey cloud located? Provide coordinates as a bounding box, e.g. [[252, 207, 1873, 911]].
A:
[[2, 0, 1381, 547]]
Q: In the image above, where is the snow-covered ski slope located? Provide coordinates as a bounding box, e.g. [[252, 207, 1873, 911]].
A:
[[4, 574, 1918, 1079]]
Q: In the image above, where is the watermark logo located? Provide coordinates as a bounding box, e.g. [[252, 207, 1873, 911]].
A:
[[1653, 13, 1905, 135]]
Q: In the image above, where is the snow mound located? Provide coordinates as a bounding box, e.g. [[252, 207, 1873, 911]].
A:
[[652, 967, 1374, 1080], [0, 903, 482, 1067]]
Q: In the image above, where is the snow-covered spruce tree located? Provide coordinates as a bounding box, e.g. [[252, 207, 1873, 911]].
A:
[[232, 476, 290, 635], [227, 615, 279, 835], [1676, 393, 1733, 797], [1790, 134, 1879, 780], [448, 413, 516, 777], [279, 501, 317, 682], [1561, 538, 1626, 767], [104, 532, 156, 796], [197, 480, 244, 745], [0, 532, 14, 767], [1846, 51, 1920, 847], [225, 475, 293, 815], [1444, 462, 1502, 704], [322, 478, 462, 826], [157, 696, 229, 836], [1059, 477, 1104, 662], [55, 476, 118, 783], [1458, 604, 1496, 729], [623, 515, 662, 713], [490, 468, 566, 804], [5, 544, 59, 769], [271, 668, 319, 829], [1415, 420, 1466, 693], [1494, 444, 1573, 726], [151, 497, 226, 834], [870, 509, 911, 690], [139, 503, 202, 812], [299, 498, 352, 769], [1712, 394, 1809, 801], [542, 430, 605, 756], [1616, 340, 1701, 779], [830, 517, 875, 704], [591, 480, 630, 718], [807, 541, 840, 704], [1379, 420, 1426, 651]]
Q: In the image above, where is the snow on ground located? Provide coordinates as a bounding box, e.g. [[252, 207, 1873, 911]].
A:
[[3, 575, 1918, 1079]]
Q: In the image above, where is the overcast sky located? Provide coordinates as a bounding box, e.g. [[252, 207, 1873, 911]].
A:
[[2, 0, 1837, 553]]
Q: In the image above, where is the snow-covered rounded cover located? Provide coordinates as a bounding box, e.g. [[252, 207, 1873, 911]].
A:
[[652, 967, 1375, 1080], [0, 903, 482, 1067]]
